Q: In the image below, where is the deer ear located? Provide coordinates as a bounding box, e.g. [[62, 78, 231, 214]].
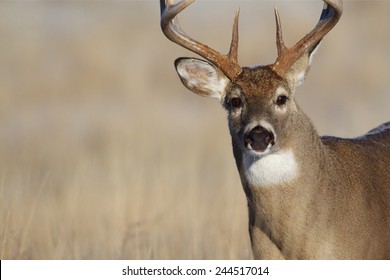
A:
[[285, 42, 321, 91], [175, 58, 230, 101]]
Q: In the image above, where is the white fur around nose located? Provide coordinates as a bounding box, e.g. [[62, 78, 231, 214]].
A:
[[243, 150, 298, 187]]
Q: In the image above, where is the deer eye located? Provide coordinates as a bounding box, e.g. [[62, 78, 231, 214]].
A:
[[276, 95, 288, 106], [229, 97, 242, 109]]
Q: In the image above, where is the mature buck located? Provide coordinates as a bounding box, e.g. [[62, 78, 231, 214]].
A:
[[160, 0, 390, 259]]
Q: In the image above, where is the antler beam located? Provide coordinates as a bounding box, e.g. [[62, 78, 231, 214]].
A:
[[272, 0, 343, 76], [160, 0, 242, 81]]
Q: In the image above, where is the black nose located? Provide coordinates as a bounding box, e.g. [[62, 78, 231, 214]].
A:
[[245, 126, 275, 152]]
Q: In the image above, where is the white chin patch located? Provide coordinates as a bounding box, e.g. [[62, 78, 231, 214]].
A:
[[243, 149, 298, 187]]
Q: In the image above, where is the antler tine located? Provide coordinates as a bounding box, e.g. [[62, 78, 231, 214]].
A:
[[160, 0, 242, 81], [272, 0, 343, 76], [227, 8, 240, 63], [274, 7, 287, 58]]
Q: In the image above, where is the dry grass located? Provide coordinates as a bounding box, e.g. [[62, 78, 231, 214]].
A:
[[0, 1, 389, 259]]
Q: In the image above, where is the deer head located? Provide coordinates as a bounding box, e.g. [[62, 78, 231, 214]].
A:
[[160, 0, 342, 172]]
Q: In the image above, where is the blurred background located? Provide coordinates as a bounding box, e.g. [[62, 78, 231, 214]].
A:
[[0, 0, 389, 259]]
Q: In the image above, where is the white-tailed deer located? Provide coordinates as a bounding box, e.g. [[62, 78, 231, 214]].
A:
[[160, 0, 390, 259]]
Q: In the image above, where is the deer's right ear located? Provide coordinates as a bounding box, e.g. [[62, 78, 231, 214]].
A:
[[175, 58, 230, 101]]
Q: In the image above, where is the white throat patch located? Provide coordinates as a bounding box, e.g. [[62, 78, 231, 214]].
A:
[[243, 150, 299, 187]]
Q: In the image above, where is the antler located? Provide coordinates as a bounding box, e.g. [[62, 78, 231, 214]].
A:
[[160, 0, 242, 81], [272, 0, 343, 76]]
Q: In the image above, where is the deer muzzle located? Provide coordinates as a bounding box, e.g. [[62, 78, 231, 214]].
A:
[[245, 126, 275, 153]]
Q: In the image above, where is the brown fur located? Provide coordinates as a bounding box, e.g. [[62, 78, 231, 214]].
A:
[[239, 114, 390, 259]]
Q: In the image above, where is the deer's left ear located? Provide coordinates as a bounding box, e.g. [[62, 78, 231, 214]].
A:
[[174, 57, 230, 101], [285, 42, 321, 91]]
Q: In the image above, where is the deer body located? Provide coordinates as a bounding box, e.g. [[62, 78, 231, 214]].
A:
[[238, 117, 390, 259], [160, 0, 390, 259]]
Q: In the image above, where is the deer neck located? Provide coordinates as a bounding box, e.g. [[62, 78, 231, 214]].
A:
[[233, 110, 327, 255]]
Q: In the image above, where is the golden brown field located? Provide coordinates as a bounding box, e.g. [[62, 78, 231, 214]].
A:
[[0, 0, 389, 259]]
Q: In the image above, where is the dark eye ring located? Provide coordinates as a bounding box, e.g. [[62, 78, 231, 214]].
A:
[[230, 97, 242, 109], [276, 95, 288, 106]]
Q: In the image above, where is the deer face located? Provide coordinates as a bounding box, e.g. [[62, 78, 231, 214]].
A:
[[224, 66, 293, 157], [175, 55, 315, 158]]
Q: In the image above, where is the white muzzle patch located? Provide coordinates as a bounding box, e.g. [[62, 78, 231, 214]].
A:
[[243, 149, 299, 187]]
